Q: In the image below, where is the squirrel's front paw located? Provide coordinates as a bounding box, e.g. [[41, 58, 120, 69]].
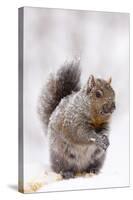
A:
[[96, 135, 110, 151], [101, 135, 110, 150]]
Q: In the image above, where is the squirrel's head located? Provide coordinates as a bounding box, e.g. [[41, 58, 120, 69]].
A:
[[84, 75, 116, 122]]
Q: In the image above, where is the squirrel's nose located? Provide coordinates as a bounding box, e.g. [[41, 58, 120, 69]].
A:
[[102, 102, 116, 114]]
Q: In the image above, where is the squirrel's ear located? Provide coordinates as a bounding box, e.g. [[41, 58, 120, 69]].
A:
[[87, 75, 95, 93], [107, 77, 112, 84]]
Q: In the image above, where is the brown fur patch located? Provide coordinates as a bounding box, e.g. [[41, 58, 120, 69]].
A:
[[90, 116, 109, 128]]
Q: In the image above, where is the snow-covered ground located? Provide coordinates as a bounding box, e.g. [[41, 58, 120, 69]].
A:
[[22, 7, 129, 192]]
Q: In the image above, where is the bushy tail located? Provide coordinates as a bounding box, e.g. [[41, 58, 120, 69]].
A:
[[38, 60, 81, 128]]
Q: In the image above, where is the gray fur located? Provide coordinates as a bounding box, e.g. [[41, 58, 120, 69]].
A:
[[38, 60, 81, 129], [38, 60, 115, 178]]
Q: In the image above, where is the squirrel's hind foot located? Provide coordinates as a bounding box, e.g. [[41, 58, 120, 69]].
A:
[[86, 161, 102, 175], [60, 170, 75, 179]]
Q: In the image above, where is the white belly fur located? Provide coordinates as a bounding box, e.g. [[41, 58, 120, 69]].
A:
[[67, 142, 98, 171], [50, 132, 104, 171]]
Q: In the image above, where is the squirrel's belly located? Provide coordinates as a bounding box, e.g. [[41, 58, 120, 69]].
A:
[[49, 130, 105, 172], [68, 143, 98, 171]]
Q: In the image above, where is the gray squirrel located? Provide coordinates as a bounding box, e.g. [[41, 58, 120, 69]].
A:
[[38, 60, 116, 179]]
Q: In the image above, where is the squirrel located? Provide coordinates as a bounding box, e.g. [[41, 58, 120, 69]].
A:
[[38, 60, 116, 179]]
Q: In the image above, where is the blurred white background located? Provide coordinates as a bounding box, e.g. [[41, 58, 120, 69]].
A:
[[23, 7, 129, 191], [0, 0, 133, 199]]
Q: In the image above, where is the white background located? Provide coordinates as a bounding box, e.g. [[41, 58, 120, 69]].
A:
[[0, 0, 132, 199]]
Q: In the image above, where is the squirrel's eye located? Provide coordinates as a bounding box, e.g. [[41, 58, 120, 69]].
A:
[[96, 90, 103, 98]]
